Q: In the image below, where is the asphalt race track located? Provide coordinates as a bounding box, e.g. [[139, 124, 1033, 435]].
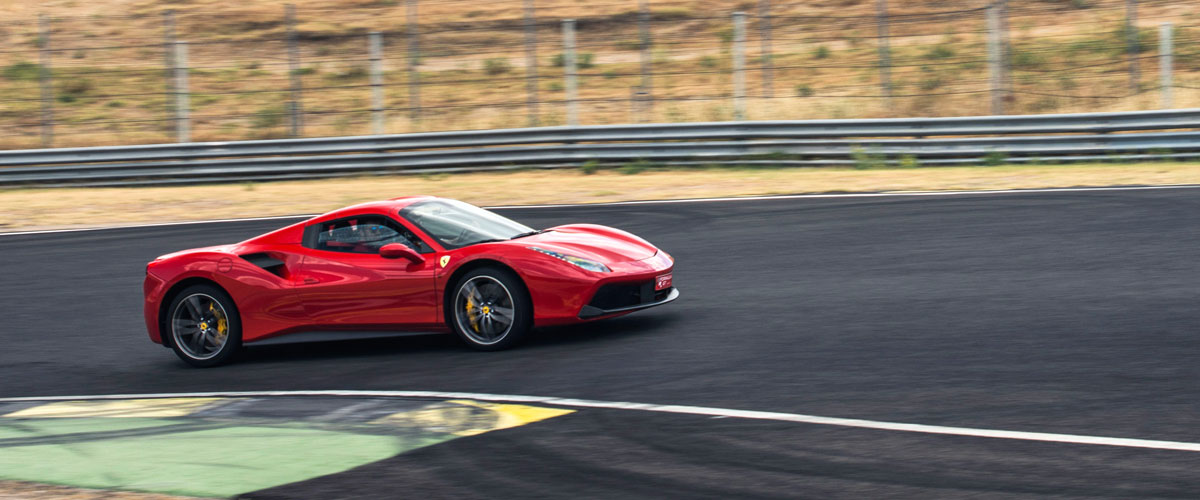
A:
[[3, 188, 1200, 498]]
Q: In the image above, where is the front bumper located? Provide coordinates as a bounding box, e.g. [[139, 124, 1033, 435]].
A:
[[578, 286, 679, 319]]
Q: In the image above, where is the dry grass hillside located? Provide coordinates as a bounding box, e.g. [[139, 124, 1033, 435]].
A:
[[0, 0, 1197, 149]]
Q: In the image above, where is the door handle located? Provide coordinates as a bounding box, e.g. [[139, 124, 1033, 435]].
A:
[[303, 278, 319, 285]]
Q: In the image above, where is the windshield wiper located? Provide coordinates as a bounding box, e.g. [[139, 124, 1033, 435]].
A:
[[509, 230, 544, 240]]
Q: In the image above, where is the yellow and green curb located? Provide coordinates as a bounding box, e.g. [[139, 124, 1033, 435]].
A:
[[0, 397, 573, 498]]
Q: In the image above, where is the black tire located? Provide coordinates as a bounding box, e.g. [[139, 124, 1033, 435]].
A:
[[448, 267, 532, 351], [165, 284, 242, 367]]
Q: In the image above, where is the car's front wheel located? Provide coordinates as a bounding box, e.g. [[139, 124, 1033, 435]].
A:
[[167, 284, 242, 367], [450, 267, 532, 350]]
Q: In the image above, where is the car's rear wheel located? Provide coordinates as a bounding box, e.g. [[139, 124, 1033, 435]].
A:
[[167, 284, 242, 367], [450, 267, 532, 350]]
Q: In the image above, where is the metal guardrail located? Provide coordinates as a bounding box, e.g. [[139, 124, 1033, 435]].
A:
[[3, 109, 1200, 187]]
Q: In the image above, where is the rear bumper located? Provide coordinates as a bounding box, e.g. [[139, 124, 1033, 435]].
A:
[[578, 287, 679, 319]]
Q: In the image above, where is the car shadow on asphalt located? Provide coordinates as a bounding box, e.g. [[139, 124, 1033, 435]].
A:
[[232, 312, 681, 365]]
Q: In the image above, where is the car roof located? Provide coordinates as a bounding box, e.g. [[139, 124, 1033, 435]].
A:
[[313, 195, 437, 222]]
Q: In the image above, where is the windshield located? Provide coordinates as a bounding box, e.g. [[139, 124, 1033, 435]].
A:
[[399, 199, 535, 249]]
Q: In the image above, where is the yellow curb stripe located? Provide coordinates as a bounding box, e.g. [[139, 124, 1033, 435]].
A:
[[444, 399, 574, 436], [3, 398, 227, 419], [371, 399, 574, 436]]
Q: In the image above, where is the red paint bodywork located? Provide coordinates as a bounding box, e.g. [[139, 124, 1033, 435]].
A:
[[143, 196, 675, 346]]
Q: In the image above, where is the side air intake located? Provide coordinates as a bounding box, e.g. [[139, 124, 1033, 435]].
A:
[[240, 253, 288, 278]]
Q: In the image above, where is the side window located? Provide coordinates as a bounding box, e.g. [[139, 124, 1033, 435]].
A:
[[311, 216, 433, 254]]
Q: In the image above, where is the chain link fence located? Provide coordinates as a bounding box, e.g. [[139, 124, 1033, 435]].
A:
[[0, 0, 1196, 149]]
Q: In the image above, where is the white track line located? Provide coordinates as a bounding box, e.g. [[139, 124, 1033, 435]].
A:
[[2, 390, 1198, 453], [4, 184, 1200, 237]]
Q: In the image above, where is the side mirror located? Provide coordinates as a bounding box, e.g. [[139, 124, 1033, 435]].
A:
[[379, 243, 426, 266]]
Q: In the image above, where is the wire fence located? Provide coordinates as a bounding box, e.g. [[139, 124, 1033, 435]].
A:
[[0, 0, 1197, 149]]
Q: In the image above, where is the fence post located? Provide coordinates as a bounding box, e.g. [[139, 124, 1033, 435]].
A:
[[1000, 0, 1012, 104], [758, 0, 772, 99], [732, 12, 746, 121], [876, 0, 892, 111], [523, 0, 539, 126], [986, 2, 1004, 115], [369, 32, 385, 134], [638, 0, 652, 115], [285, 4, 304, 137], [38, 14, 53, 148], [162, 10, 176, 139], [1160, 22, 1172, 109], [406, 0, 420, 124], [563, 19, 578, 127], [1127, 0, 1139, 92], [174, 41, 190, 143]]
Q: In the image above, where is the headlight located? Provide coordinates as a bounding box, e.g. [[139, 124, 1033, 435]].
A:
[[528, 247, 611, 272]]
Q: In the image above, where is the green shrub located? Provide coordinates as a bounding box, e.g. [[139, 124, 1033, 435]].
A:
[[615, 39, 641, 51], [60, 78, 93, 96], [699, 55, 718, 69], [923, 45, 955, 60], [291, 66, 317, 76], [851, 146, 886, 170], [253, 105, 286, 129], [551, 52, 595, 69], [1011, 49, 1046, 70], [484, 58, 512, 75], [918, 76, 943, 91], [1114, 23, 1154, 54], [580, 160, 600, 175], [650, 7, 692, 20], [795, 84, 814, 97], [619, 159, 656, 175], [2, 61, 40, 81], [982, 151, 1007, 166], [813, 45, 830, 59], [898, 155, 920, 169]]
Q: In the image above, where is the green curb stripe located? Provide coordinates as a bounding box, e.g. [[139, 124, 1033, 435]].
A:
[[0, 417, 455, 497], [0, 398, 574, 498]]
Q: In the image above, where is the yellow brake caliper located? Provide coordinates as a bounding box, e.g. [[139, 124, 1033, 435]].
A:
[[465, 296, 479, 332], [209, 303, 228, 343]]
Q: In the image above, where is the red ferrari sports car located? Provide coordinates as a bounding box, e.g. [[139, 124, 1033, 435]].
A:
[[144, 196, 677, 366]]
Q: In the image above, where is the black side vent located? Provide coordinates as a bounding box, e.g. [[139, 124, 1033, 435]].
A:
[[241, 253, 288, 278]]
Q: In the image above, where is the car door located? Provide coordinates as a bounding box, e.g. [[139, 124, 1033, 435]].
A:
[[293, 214, 440, 329]]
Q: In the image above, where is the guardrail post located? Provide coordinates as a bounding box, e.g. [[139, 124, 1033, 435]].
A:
[[38, 14, 53, 148], [563, 19, 578, 127], [406, 0, 420, 125], [1160, 22, 1172, 109], [758, 0, 772, 99], [638, 0, 653, 116], [285, 4, 304, 137], [1127, 0, 1139, 92], [733, 12, 746, 121], [986, 2, 1004, 115], [369, 32, 385, 134], [523, 0, 539, 127], [174, 41, 190, 143], [876, 0, 892, 111], [162, 10, 175, 140]]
